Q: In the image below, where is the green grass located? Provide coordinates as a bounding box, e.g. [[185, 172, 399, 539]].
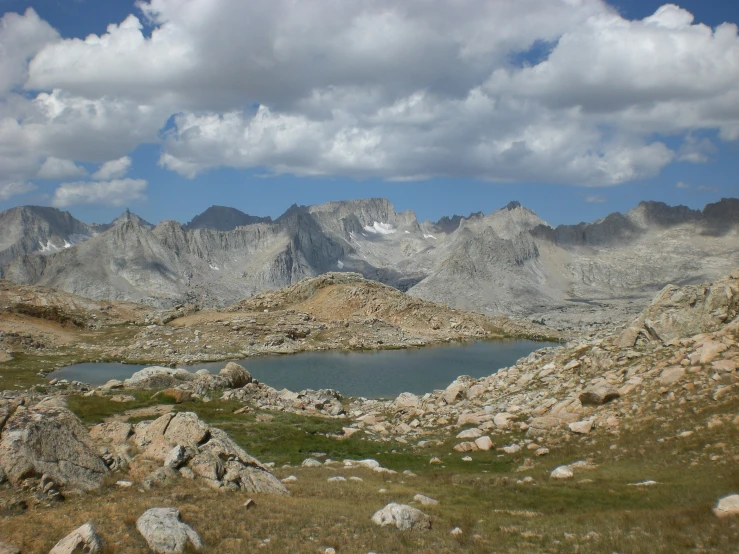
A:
[[66, 391, 177, 424]]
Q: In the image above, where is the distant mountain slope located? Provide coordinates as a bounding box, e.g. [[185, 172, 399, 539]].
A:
[[1, 198, 737, 328], [0, 206, 96, 268], [184, 206, 272, 231]]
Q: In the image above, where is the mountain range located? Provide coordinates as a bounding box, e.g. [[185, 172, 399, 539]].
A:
[[1, 198, 737, 328]]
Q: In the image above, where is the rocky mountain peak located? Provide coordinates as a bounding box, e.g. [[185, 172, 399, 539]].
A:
[[184, 205, 272, 231], [503, 200, 522, 211]]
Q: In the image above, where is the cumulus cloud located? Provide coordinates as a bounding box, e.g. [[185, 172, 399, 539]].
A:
[[0, 182, 37, 201], [0, 1, 737, 187], [92, 156, 132, 180], [51, 179, 147, 207], [36, 157, 87, 180], [585, 195, 607, 203], [676, 181, 690, 189]]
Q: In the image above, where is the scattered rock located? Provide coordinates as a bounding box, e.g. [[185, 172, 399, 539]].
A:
[[49, 522, 102, 554], [713, 494, 739, 518], [579, 382, 620, 406], [568, 420, 593, 434], [136, 507, 203, 553], [659, 366, 685, 386], [413, 494, 439, 506], [550, 466, 574, 480], [474, 436, 493, 451], [371, 503, 432, 531], [161, 389, 192, 404]]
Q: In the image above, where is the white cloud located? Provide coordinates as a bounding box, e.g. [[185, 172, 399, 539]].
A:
[[51, 179, 147, 207], [697, 184, 719, 192], [92, 156, 132, 180], [0, 182, 37, 201], [585, 195, 607, 203], [676, 181, 690, 189], [677, 135, 716, 164], [0, 2, 735, 187], [0, 9, 59, 95], [36, 157, 87, 180]]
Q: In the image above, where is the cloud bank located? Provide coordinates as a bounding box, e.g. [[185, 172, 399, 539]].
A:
[[2, 1, 739, 204]]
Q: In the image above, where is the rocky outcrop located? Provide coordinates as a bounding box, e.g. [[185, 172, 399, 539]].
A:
[[619, 270, 739, 346], [136, 508, 203, 553], [0, 404, 107, 491], [92, 411, 287, 495]]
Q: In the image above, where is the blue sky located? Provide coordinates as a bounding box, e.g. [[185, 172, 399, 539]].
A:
[[1, 0, 738, 226]]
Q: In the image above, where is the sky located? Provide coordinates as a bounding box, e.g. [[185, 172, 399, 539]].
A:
[[1, 0, 738, 227]]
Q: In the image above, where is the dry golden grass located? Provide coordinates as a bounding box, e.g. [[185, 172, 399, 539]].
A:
[[1, 393, 738, 553]]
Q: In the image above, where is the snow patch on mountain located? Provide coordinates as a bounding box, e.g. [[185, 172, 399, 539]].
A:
[[363, 222, 396, 235]]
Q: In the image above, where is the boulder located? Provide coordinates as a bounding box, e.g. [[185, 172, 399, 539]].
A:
[[550, 466, 574, 479], [219, 363, 252, 388], [164, 445, 190, 468], [0, 405, 107, 491], [161, 389, 192, 404], [49, 523, 102, 554], [394, 392, 420, 409], [456, 428, 482, 440], [136, 508, 203, 553], [579, 382, 620, 406], [453, 442, 478, 453], [442, 377, 475, 404], [474, 436, 493, 451], [659, 366, 685, 386], [124, 367, 195, 389], [713, 494, 739, 518], [493, 413, 514, 429], [302, 458, 322, 468], [568, 420, 593, 434], [413, 494, 439, 506], [700, 341, 728, 364], [371, 503, 431, 530]]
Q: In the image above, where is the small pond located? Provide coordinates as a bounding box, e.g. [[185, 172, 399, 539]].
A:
[[47, 340, 558, 398]]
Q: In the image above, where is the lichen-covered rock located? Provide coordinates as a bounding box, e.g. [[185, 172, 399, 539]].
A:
[[136, 508, 203, 553], [371, 503, 431, 530], [49, 522, 102, 554], [0, 405, 107, 491]]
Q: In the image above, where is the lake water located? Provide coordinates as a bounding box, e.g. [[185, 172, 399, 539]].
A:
[[48, 340, 558, 398]]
